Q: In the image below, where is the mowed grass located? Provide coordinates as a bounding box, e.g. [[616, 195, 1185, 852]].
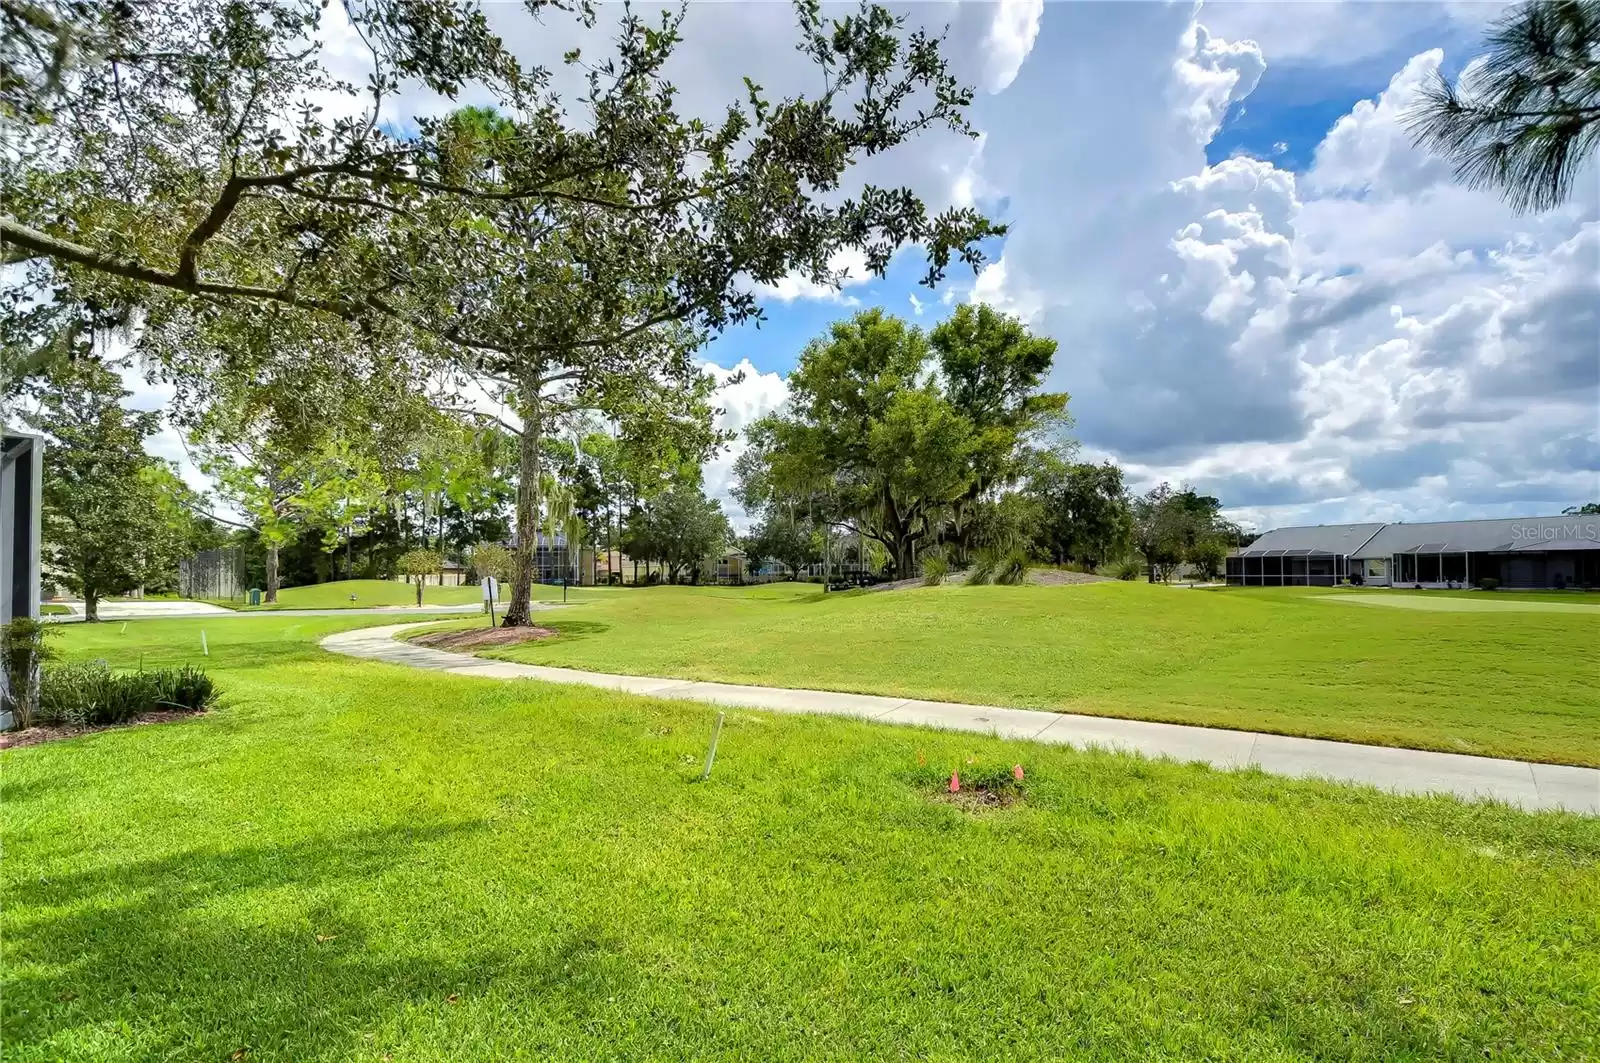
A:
[[214, 578, 600, 611], [3, 615, 1597, 1061], [224, 578, 484, 609], [473, 581, 1600, 766]]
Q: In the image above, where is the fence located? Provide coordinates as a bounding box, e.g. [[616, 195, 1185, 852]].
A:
[[180, 547, 243, 601]]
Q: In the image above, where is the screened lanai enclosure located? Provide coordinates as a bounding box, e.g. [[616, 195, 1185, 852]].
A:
[[1390, 548, 1469, 586], [1224, 522, 1383, 587], [1226, 549, 1351, 586]]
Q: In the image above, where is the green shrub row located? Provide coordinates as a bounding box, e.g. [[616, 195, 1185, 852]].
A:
[[36, 663, 218, 728]]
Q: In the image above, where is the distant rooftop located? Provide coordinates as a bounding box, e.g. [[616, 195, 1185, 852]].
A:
[[1235, 515, 1600, 558]]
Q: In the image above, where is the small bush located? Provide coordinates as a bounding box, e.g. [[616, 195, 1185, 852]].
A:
[[36, 663, 217, 728], [1478, 577, 1500, 591], [993, 548, 1031, 586], [965, 551, 997, 585], [2, 617, 58, 729], [921, 551, 950, 586], [1110, 558, 1142, 581]]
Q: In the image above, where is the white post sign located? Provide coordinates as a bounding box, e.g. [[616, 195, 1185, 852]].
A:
[[482, 576, 498, 625]]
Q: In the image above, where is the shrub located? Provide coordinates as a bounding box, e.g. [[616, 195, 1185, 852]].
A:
[[2, 617, 59, 729], [921, 549, 950, 586], [993, 548, 1031, 586], [965, 549, 998, 585], [1109, 558, 1142, 581], [1478, 577, 1500, 591], [468, 541, 514, 583], [36, 663, 217, 728]]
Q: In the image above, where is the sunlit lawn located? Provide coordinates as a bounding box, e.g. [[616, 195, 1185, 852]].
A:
[[467, 580, 1600, 766], [2, 614, 1596, 1061], [219, 578, 595, 610]]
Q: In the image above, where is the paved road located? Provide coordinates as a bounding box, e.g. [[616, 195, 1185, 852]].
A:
[[322, 622, 1599, 815], [48, 601, 487, 622]]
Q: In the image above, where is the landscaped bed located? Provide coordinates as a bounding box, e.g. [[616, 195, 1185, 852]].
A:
[[2, 612, 1596, 1061], [411, 625, 556, 651]]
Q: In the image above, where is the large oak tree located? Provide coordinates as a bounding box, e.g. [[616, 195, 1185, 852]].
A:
[[738, 306, 1067, 578]]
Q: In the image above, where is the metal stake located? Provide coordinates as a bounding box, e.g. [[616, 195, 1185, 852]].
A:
[[700, 712, 726, 781], [200, 630, 209, 657]]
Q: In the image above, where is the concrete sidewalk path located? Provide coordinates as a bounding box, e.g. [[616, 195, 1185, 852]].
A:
[[322, 622, 1599, 815]]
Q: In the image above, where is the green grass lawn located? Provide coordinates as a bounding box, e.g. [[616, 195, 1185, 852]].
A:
[[468, 581, 1600, 766], [214, 578, 597, 611], [3, 614, 1597, 1061], [216, 578, 483, 609], [38, 603, 71, 616]]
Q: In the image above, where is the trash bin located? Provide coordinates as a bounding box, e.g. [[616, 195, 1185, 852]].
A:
[[248, 588, 262, 606]]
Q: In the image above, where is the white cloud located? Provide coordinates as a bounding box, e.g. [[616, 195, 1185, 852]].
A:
[[1306, 50, 1455, 199], [969, 256, 1043, 323], [701, 358, 790, 528], [757, 247, 874, 306], [957, 3, 1597, 525], [984, 0, 1044, 93], [908, 293, 925, 316], [1170, 23, 1266, 144]]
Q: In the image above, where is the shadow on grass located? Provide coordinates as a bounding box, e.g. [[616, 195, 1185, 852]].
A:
[[525, 619, 612, 643], [3, 819, 630, 1061]]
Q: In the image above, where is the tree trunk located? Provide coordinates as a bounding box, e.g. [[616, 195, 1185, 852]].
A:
[[502, 382, 542, 627], [416, 579, 423, 607], [84, 585, 99, 623], [266, 543, 280, 603]]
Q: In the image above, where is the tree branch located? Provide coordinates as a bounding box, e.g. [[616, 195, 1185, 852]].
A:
[[438, 406, 523, 438], [2, 216, 358, 318]]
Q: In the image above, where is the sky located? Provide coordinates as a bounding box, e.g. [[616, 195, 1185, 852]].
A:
[[118, 0, 1599, 533]]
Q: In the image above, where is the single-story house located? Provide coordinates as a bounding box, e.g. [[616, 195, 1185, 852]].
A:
[[1227, 515, 1600, 589], [700, 549, 748, 584]]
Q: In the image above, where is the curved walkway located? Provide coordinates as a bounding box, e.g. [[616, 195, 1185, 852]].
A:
[[322, 622, 1599, 815]]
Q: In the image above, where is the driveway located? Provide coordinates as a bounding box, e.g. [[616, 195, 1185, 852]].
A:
[[52, 600, 235, 620]]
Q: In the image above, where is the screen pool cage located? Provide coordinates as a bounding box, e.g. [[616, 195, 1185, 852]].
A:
[[1225, 548, 1350, 586]]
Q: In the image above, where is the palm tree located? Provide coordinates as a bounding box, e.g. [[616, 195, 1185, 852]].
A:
[[1405, 0, 1600, 213]]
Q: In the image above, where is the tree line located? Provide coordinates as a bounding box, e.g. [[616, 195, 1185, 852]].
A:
[[733, 305, 1249, 585]]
